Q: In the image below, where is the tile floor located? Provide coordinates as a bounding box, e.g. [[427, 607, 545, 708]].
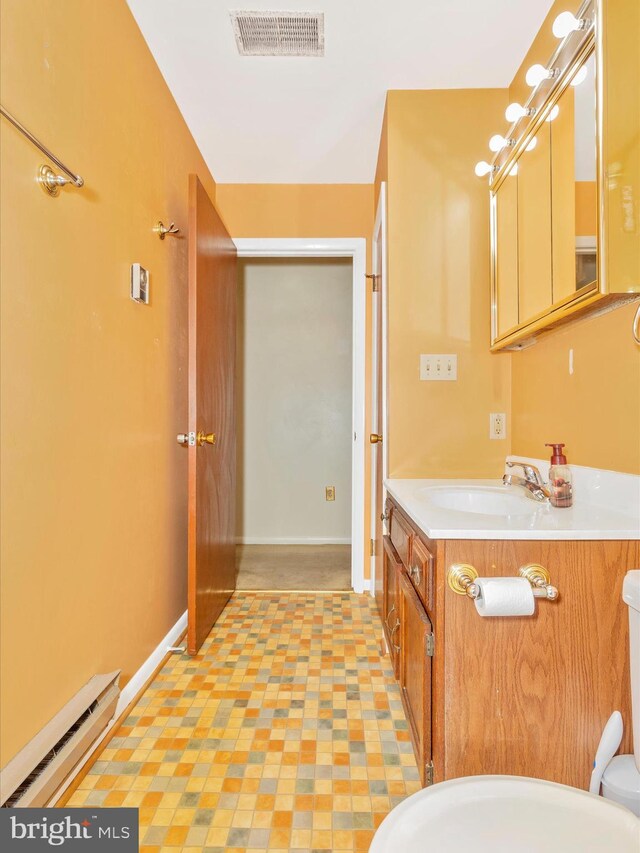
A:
[[68, 593, 420, 852]]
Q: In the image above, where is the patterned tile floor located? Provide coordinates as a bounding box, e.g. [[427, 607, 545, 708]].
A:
[[68, 593, 420, 852]]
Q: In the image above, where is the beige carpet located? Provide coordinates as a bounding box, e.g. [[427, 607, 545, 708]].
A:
[[235, 544, 351, 590]]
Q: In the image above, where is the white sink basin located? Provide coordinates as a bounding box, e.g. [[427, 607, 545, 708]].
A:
[[370, 776, 640, 853], [419, 485, 541, 517]]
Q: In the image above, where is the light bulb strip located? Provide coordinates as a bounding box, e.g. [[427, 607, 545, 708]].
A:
[[475, 0, 596, 183]]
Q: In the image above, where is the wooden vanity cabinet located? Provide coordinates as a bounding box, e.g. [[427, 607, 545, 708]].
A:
[[378, 497, 638, 791]]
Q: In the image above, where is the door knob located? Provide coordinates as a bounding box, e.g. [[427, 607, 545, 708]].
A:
[[370, 433, 383, 444], [176, 433, 190, 446], [196, 431, 216, 447]]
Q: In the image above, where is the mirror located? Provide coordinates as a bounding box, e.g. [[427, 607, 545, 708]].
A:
[[489, 0, 640, 351], [551, 53, 598, 304]]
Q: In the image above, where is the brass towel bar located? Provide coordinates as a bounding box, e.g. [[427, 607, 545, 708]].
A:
[[1, 105, 84, 195]]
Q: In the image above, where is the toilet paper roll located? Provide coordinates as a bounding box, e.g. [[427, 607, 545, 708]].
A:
[[474, 577, 535, 617]]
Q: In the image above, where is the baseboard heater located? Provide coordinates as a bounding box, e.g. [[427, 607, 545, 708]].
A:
[[0, 670, 121, 808]]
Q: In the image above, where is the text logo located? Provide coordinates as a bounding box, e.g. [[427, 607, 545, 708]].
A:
[[0, 808, 138, 851]]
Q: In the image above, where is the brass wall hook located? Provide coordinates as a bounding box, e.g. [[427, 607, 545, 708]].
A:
[[153, 220, 180, 240]]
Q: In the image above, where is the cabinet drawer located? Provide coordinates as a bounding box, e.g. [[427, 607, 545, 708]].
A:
[[408, 536, 435, 614], [389, 508, 412, 568]]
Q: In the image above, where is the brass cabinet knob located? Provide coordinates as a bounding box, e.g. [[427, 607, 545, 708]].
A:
[[196, 431, 216, 447], [370, 433, 383, 444]]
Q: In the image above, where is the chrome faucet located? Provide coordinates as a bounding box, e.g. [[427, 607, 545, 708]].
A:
[[503, 460, 551, 502]]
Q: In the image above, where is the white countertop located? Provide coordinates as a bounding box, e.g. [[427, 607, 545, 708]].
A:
[[385, 463, 640, 541]]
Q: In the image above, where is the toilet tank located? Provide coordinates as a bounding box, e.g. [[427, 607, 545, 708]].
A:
[[623, 570, 640, 771]]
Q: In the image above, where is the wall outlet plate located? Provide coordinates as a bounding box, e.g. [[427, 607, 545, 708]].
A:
[[490, 413, 507, 440], [420, 354, 457, 381], [131, 263, 149, 304]]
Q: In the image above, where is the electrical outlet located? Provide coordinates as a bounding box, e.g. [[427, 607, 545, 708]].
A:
[[420, 354, 458, 381], [490, 413, 507, 440], [325, 486, 335, 501]]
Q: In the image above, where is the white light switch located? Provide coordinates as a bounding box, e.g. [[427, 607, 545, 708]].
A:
[[420, 354, 458, 381], [131, 263, 150, 304]]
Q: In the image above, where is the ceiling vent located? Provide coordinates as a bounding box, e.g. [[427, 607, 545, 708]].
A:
[[230, 10, 324, 57]]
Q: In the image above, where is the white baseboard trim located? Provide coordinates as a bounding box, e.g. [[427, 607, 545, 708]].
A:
[[114, 609, 187, 718], [51, 609, 187, 805], [237, 537, 351, 546]]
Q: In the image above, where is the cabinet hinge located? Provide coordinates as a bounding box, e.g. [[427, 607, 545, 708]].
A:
[[365, 273, 380, 292], [370, 538, 375, 557], [426, 633, 435, 657], [425, 760, 434, 786]]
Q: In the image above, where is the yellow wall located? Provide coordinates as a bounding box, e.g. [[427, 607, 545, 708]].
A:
[[0, 0, 217, 764], [512, 304, 640, 473], [383, 90, 512, 478], [216, 184, 373, 240], [507, 0, 640, 473]]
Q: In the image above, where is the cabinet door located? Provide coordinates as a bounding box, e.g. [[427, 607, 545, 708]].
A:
[[494, 174, 519, 337], [399, 571, 433, 786], [382, 536, 402, 678], [518, 122, 552, 322]]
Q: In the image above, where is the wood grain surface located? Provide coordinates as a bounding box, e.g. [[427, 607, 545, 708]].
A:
[[187, 175, 237, 655]]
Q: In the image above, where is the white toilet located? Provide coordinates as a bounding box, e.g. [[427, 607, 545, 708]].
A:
[[601, 570, 640, 815], [370, 571, 640, 852]]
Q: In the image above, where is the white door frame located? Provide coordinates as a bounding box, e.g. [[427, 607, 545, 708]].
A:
[[370, 185, 388, 593], [234, 237, 368, 594]]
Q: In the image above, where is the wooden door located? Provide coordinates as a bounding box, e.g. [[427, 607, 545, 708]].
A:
[[186, 174, 237, 655], [399, 571, 433, 786]]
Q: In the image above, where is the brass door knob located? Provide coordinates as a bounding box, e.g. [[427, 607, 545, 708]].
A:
[[370, 433, 383, 444], [196, 431, 216, 447], [176, 433, 190, 446]]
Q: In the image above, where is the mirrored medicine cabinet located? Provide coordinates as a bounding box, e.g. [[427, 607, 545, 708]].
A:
[[489, 0, 640, 351]]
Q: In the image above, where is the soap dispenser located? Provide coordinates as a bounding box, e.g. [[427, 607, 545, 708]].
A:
[[545, 443, 573, 508]]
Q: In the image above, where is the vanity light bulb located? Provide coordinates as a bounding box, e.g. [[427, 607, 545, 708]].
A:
[[489, 134, 508, 152], [505, 102, 527, 123], [475, 161, 493, 177], [545, 105, 560, 122], [571, 65, 588, 86], [526, 64, 550, 87], [552, 11, 582, 38], [508, 163, 518, 176], [525, 137, 537, 152]]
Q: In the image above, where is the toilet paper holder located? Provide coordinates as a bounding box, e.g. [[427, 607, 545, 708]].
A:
[[447, 563, 559, 601]]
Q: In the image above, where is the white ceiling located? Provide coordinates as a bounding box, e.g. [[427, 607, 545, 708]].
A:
[[127, 0, 555, 184]]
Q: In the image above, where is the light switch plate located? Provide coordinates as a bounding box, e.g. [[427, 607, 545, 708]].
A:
[[420, 354, 457, 381], [131, 263, 149, 304]]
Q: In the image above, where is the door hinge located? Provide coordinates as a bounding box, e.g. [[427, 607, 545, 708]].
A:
[[426, 633, 435, 657], [365, 273, 380, 292], [425, 760, 434, 786], [370, 538, 376, 557]]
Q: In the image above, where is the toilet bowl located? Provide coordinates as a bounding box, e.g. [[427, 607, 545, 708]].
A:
[[369, 775, 640, 853]]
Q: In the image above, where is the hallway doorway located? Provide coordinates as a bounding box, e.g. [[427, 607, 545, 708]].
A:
[[234, 239, 367, 592]]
